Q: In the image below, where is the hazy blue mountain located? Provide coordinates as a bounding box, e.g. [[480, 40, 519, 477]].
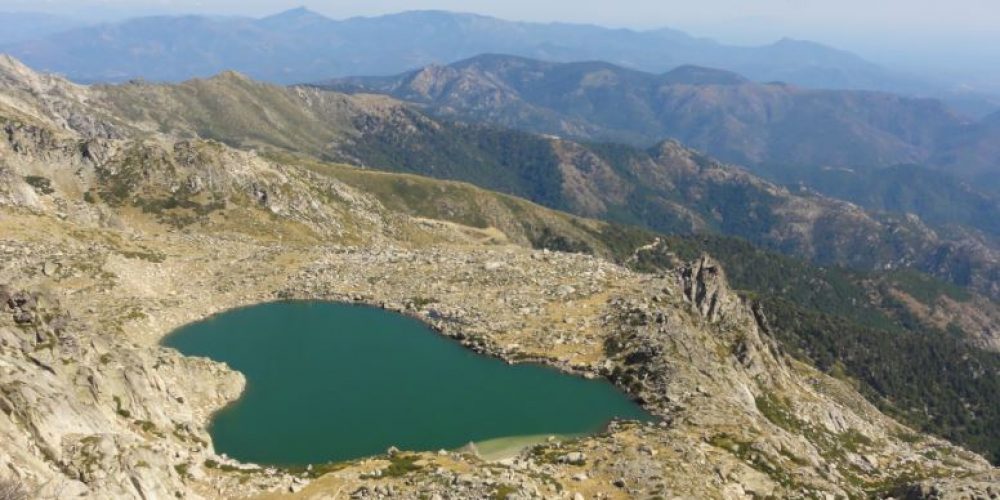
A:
[[2, 7, 932, 94], [0, 12, 84, 45], [934, 88, 1000, 119], [931, 114, 1000, 193], [754, 163, 1000, 238], [322, 54, 1000, 184]]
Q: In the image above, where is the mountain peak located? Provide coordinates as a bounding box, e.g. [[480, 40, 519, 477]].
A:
[[257, 6, 331, 27], [765, 37, 863, 61], [0, 54, 33, 75], [210, 70, 251, 82], [0, 53, 52, 90], [266, 6, 319, 17], [772, 37, 824, 48]]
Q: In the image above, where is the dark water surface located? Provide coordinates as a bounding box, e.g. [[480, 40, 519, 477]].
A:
[[163, 301, 651, 465]]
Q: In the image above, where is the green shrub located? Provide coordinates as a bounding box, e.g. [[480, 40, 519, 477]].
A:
[[23, 175, 54, 195]]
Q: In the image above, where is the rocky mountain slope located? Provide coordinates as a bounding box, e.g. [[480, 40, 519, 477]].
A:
[[1, 54, 991, 300], [323, 54, 1000, 187], [1, 63, 997, 499]]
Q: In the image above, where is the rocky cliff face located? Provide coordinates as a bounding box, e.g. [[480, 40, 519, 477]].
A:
[[0, 286, 244, 498], [0, 55, 996, 499]]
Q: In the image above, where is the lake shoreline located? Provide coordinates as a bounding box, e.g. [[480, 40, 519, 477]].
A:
[[163, 300, 652, 466]]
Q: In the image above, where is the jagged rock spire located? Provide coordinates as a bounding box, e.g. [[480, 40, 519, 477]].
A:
[[680, 254, 731, 323]]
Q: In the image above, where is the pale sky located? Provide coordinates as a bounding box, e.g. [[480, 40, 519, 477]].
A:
[[3, 0, 1000, 78], [3, 0, 997, 31]]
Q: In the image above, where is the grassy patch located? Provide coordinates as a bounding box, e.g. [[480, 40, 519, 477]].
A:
[[707, 433, 801, 490], [893, 430, 923, 444], [755, 393, 803, 433], [408, 297, 437, 309], [204, 459, 254, 474], [360, 453, 424, 479], [134, 419, 164, 438], [492, 484, 518, 500], [113, 396, 131, 418], [527, 442, 581, 466], [383, 454, 423, 477], [281, 461, 351, 479], [755, 392, 877, 466], [118, 249, 167, 263], [838, 429, 874, 453]]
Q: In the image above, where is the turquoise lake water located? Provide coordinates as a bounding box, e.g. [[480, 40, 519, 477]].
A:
[[163, 301, 651, 465]]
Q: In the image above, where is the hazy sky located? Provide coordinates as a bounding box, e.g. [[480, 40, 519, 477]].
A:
[[3, 0, 1000, 77], [4, 0, 997, 31]]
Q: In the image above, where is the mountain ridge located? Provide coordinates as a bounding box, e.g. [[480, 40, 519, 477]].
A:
[[320, 53, 1000, 186], [3, 53, 990, 298], [662, 64, 749, 84], [0, 7, 935, 94]]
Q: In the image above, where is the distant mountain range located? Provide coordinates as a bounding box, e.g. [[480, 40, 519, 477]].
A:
[[322, 54, 1000, 190], [0, 8, 953, 96]]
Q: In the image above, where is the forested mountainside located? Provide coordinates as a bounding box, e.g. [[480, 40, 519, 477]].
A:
[[323, 54, 1000, 189], [752, 163, 1000, 237]]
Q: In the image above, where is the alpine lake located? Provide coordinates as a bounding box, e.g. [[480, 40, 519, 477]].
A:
[[163, 301, 652, 466]]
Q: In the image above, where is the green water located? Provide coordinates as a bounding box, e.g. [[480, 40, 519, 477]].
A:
[[162, 301, 651, 466]]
